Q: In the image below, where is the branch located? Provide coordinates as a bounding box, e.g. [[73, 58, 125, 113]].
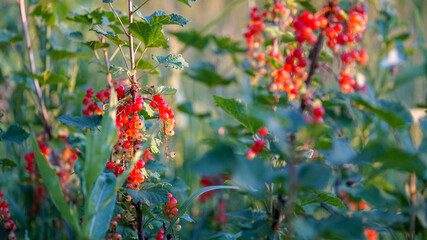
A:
[[101, 36, 113, 89], [135, 201, 146, 240], [18, 0, 52, 139], [109, 3, 129, 36], [131, 0, 151, 17]]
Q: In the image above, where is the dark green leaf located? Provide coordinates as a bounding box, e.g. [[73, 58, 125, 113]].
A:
[[170, 30, 211, 50], [126, 184, 169, 203], [143, 11, 189, 26], [214, 96, 263, 134], [57, 114, 103, 129], [0, 29, 22, 44], [49, 49, 91, 61], [136, 60, 161, 75], [186, 63, 235, 87], [83, 41, 110, 50], [145, 160, 166, 172], [129, 22, 168, 49], [152, 53, 189, 70], [169, 185, 239, 231], [39, 71, 69, 86], [298, 162, 332, 190], [103, 0, 114, 2], [324, 139, 356, 166], [177, 102, 211, 118], [31, 130, 81, 233], [356, 142, 426, 175], [350, 93, 413, 128], [0, 159, 17, 172], [90, 25, 127, 46], [312, 192, 345, 209], [0, 125, 29, 144], [84, 173, 117, 239]]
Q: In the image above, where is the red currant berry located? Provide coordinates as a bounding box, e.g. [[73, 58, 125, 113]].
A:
[[312, 107, 325, 118], [107, 162, 116, 170], [258, 127, 268, 137]]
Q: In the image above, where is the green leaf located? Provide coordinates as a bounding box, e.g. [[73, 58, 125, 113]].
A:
[[39, 71, 69, 86], [152, 53, 189, 70], [213, 96, 263, 134], [0, 159, 17, 172], [83, 41, 110, 50], [177, 0, 196, 7], [49, 49, 91, 61], [136, 60, 161, 75], [90, 25, 126, 46], [0, 125, 29, 144], [57, 114, 103, 129], [169, 186, 239, 230], [125, 183, 169, 203], [312, 192, 345, 209], [298, 162, 332, 190], [0, 29, 22, 44], [297, 0, 317, 12], [84, 173, 117, 239], [143, 11, 189, 26], [145, 160, 166, 172], [170, 30, 211, 50], [357, 142, 426, 176], [177, 102, 210, 118], [129, 22, 168, 49], [83, 90, 117, 200], [103, 0, 114, 2], [30, 130, 81, 233], [186, 63, 235, 87], [390, 64, 426, 92], [350, 93, 413, 128], [169, 13, 190, 27], [324, 139, 356, 166]]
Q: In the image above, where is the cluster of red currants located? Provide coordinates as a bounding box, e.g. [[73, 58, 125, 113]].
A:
[[246, 127, 268, 160], [306, 106, 326, 124], [156, 193, 181, 239], [0, 191, 17, 240], [150, 94, 176, 137], [105, 214, 123, 240], [82, 88, 108, 116], [244, 6, 266, 50], [214, 200, 228, 225], [24, 140, 51, 177], [322, 3, 369, 93]]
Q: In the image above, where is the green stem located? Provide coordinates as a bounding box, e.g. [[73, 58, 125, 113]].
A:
[[136, 63, 162, 82], [109, 2, 129, 36], [131, 0, 151, 16], [118, 45, 130, 70], [134, 47, 147, 70]]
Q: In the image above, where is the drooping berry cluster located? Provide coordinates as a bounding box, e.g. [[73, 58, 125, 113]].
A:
[[150, 94, 176, 137], [244, 1, 369, 106], [322, 3, 369, 93], [24, 140, 51, 177], [82, 88, 108, 116], [163, 193, 179, 220], [105, 214, 123, 240], [0, 190, 17, 240], [246, 127, 268, 160], [214, 200, 228, 225]]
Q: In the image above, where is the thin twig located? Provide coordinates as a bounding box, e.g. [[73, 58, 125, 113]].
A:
[[134, 41, 142, 55], [118, 45, 130, 70], [101, 36, 113, 89], [131, 0, 151, 16], [18, 0, 52, 139], [135, 201, 146, 240], [134, 47, 147, 70], [109, 46, 120, 62], [136, 63, 162, 82], [109, 2, 129, 36]]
